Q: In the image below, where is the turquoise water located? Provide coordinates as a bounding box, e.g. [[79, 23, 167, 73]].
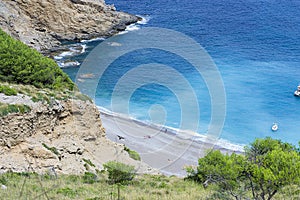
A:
[[61, 0, 300, 146]]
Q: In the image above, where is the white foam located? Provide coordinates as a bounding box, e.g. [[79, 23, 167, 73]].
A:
[[137, 15, 151, 25], [117, 15, 150, 35], [81, 44, 87, 54], [80, 37, 105, 43], [69, 46, 81, 53], [125, 24, 140, 31], [58, 51, 74, 57], [56, 44, 87, 60], [117, 30, 129, 35], [54, 56, 63, 60]]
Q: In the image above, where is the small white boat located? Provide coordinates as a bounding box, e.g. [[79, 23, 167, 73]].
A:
[[294, 85, 300, 97], [271, 123, 278, 132]]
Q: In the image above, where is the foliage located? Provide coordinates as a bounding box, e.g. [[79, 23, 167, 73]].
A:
[[83, 158, 96, 168], [0, 172, 296, 199], [56, 187, 77, 198], [0, 175, 8, 185], [82, 172, 98, 184], [0, 103, 31, 117], [0, 85, 17, 96], [103, 161, 136, 185], [0, 29, 74, 91], [2, 82, 90, 103], [42, 143, 60, 157], [124, 146, 141, 161], [244, 137, 300, 200], [187, 137, 300, 200]]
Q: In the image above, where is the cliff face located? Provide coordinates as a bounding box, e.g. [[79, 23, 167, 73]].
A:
[[0, 93, 155, 174], [0, 0, 138, 52], [0, 1, 154, 175]]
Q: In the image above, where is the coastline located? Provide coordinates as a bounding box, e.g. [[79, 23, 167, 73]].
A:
[[52, 14, 245, 176], [98, 107, 244, 177], [47, 13, 245, 176], [0, 0, 139, 53]]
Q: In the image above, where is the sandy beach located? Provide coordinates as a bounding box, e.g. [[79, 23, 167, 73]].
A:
[[100, 108, 244, 177]]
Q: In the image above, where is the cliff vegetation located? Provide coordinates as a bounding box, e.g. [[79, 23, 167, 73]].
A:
[[0, 29, 74, 90]]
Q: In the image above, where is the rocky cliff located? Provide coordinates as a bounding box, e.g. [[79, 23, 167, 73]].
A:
[[0, 1, 155, 175], [0, 91, 156, 175], [0, 0, 139, 52]]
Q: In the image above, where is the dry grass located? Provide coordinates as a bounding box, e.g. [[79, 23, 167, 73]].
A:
[[0, 172, 298, 200], [0, 82, 91, 104], [0, 172, 212, 200]]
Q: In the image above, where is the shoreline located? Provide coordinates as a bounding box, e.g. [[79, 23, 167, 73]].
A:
[[98, 106, 244, 177], [54, 14, 244, 176], [51, 15, 150, 67]]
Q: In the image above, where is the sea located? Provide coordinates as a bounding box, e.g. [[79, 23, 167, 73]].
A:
[[57, 0, 300, 148]]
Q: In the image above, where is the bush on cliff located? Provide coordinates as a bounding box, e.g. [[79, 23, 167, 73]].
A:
[[0, 103, 31, 117], [0, 85, 17, 96], [0, 29, 74, 91]]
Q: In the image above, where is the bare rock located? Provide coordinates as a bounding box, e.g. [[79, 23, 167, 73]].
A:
[[0, 96, 158, 175], [1, 185, 7, 190], [0, 0, 139, 52]]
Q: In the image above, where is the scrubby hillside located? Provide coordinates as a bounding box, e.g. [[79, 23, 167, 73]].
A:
[[0, 86, 155, 175], [0, 29, 74, 90], [0, 28, 156, 175]]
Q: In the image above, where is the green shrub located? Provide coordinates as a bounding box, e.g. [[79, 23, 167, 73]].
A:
[[188, 137, 300, 200], [82, 172, 98, 184], [30, 92, 49, 103], [0, 85, 17, 96], [0, 29, 74, 91], [56, 187, 77, 198], [42, 143, 60, 156], [65, 175, 81, 183], [0, 175, 7, 185], [83, 158, 96, 167], [103, 161, 136, 185], [18, 104, 31, 114], [0, 103, 31, 117], [124, 146, 141, 161]]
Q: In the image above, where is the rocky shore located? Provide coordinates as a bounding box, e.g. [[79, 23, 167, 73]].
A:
[[0, 0, 139, 53], [0, 1, 156, 175]]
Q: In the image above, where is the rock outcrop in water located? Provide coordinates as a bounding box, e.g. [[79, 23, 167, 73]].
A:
[[0, 0, 139, 52]]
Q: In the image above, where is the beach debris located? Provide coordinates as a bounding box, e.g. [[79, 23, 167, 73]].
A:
[[144, 135, 151, 139], [1, 185, 7, 190], [160, 128, 167, 133], [117, 135, 125, 140]]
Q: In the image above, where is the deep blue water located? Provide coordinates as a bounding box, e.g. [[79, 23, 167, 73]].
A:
[[61, 0, 300, 146]]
